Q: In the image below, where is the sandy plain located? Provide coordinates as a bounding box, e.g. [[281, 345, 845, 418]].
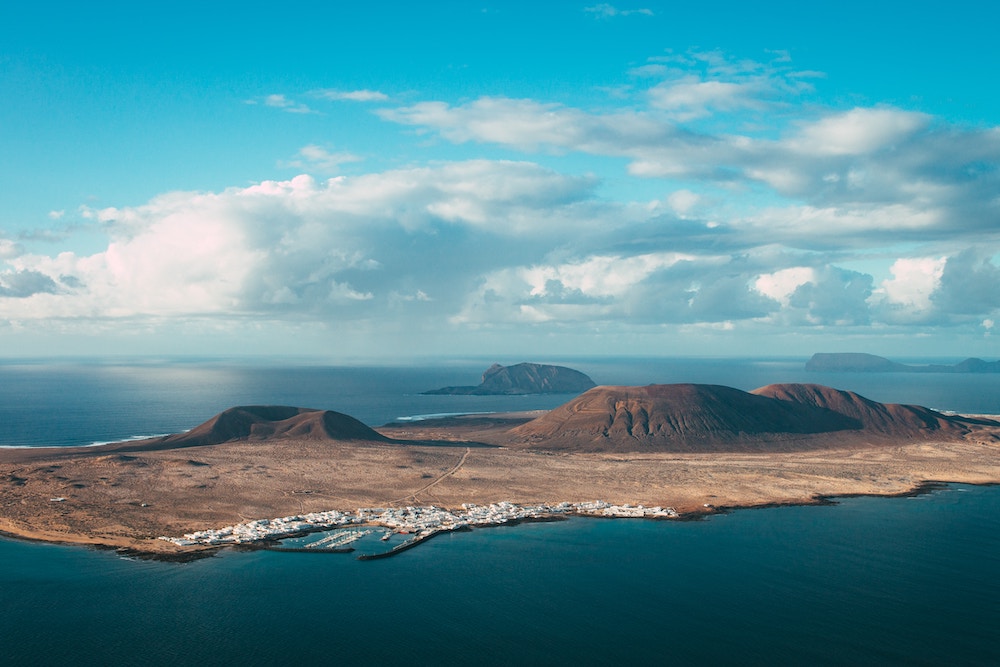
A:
[[1, 412, 999, 557]]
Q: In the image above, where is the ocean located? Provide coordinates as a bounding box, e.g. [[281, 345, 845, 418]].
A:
[[1, 357, 999, 665]]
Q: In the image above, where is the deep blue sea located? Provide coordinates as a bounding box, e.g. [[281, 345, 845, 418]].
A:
[[1, 357, 999, 665]]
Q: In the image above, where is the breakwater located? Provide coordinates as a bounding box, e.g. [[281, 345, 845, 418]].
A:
[[160, 500, 679, 559]]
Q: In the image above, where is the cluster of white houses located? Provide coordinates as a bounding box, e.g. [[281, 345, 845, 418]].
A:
[[159, 500, 678, 548]]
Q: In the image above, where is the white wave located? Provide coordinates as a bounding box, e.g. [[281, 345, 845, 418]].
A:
[[0, 433, 170, 449], [394, 411, 494, 422]]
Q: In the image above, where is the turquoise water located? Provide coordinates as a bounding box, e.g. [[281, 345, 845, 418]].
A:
[[2, 485, 998, 665], [1, 358, 999, 664]]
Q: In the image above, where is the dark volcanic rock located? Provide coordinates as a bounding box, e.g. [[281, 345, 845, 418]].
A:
[[158, 406, 387, 447], [424, 362, 596, 395]]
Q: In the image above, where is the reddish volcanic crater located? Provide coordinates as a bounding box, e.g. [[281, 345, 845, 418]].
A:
[[504, 383, 994, 452]]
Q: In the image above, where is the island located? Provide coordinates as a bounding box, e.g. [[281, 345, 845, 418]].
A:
[[1, 382, 998, 559], [422, 362, 596, 395], [806, 352, 1000, 373]]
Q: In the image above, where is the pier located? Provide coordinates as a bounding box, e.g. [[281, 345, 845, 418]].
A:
[[305, 528, 373, 550]]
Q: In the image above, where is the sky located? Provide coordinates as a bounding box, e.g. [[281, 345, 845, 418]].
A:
[[1, 1, 998, 360]]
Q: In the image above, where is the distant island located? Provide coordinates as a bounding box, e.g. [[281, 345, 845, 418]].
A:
[[422, 362, 596, 395], [806, 353, 1000, 373], [1, 381, 998, 559]]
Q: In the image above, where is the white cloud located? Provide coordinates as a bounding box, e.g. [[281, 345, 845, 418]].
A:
[[450, 251, 786, 327], [0, 162, 602, 323], [666, 189, 700, 216], [877, 256, 946, 310], [647, 78, 764, 120], [8, 39, 1000, 346], [375, 52, 1000, 251], [314, 89, 389, 102], [932, 250, 1000, 317], [523, 252, 695, 299], [754, 267, 816, 306], [260, 94, 315, 114], [788, 107, 929, 156], [0, 239, 23, 259], [279, 145, 362, 173], [379, 96, 676, 154], [584, 4, 654, 17], [733, 204, 945, 247]]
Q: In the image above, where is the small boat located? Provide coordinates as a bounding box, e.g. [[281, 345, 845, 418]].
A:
[[381, 531, 392, 541]]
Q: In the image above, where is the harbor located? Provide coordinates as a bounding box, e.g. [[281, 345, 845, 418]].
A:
[[159, 501, 679, 559]]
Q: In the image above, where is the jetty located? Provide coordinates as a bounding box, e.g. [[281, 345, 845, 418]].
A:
[[160, 500, 679, 558]]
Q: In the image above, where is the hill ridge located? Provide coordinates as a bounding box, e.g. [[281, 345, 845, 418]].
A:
[[507, 382, 993, 452], [158, 405, 387, 447]]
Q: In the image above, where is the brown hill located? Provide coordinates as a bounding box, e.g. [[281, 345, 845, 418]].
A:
[[751, 383, 987, 437], [157, 406, 388, 448], [506, 384, 862, 452], [506, 382, 996, 453]]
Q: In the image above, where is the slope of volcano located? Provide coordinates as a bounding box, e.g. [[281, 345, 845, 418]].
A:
[[505, 383, 997, 452], [156, 405, 388, 448], [751, 383, 992, 438], [505, 384, 858, 452]]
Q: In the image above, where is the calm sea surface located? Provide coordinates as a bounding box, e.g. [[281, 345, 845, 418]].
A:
[[1, 357, 999, 665]]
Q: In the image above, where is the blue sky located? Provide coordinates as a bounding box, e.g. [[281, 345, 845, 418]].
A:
[[1, 1, 998, 359]]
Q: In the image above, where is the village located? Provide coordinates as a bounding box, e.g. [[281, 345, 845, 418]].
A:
[[159, 500, 679, 550]]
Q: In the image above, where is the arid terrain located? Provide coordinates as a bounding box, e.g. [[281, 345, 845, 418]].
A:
[[1, 383, 999, 557]]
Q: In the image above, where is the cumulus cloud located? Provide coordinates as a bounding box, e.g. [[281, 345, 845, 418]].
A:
[[788, 107, 929, 156], [755, 267, 816, 306], [785, 266, 874, 326], [5, 156, 997, 341], [380, 79, 1000, 247], [879, 257, 946, 310], [452, 251, 778, 327], [7, 47, 1000, 345], [932, 250, 1000, 317], [0, 162, 604, 323]]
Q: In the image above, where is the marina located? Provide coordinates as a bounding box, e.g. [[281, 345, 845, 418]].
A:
[[160, 501, 679, 559]]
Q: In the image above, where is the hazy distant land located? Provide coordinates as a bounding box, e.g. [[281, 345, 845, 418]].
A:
[[807, 352, 1000, 373], [1, 382, 998, 557]]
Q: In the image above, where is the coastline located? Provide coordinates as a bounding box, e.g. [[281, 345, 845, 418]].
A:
[[2, 403, 999, 559], [3, 475, 1000, 560]]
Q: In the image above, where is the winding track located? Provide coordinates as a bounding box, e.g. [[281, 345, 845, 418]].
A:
[[393, 447, 470, 504]]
